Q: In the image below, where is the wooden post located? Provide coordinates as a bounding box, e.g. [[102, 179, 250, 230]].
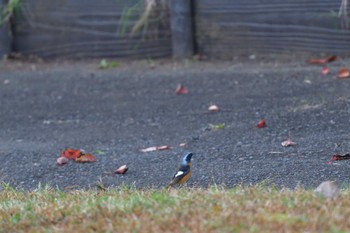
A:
[[169, 0, 194, 59], [0, 0, 11, 58]]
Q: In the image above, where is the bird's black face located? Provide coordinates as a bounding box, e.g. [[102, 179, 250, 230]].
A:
[[184, 152, 193, 163]]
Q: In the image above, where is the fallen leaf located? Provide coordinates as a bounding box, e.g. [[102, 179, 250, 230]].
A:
[[95, 150, 105, 155], [331, 154, 350, 161], [208, 105, 219, 112], [57, 156, 69, 165], [99, 59, 119, 69], [314, 181, 339, 199], [99, 59, 108, 69], [147, 59, 156, 69], [307, 55, 337, 64], [75, 153, 97, 163], [61, 148, 82, 160], [338, 68, 350, 79], [140, 145, 171, 152], [325, 55, 337, 63], [109, 61, 119, 68], [175, 84, 189, 95], [322, 66, 329, 75], [157, 145, 171, 150], [115, 165, 128, 174], [210, 123, 225, 130], [140, 146, 157, 152], [281, 138, 296, 147], [257, 119, 266, 128]]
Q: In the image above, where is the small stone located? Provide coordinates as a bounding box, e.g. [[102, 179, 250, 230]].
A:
[[57, 157, 69, 165], [249, 54, 256, 60], [115, 165, 128, 174], [208, 105, 220, 112], [314, 181, 339, 199]]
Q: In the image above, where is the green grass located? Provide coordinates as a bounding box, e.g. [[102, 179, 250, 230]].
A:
[[1, 184, 350, 232], [1, 0, 21, 24]]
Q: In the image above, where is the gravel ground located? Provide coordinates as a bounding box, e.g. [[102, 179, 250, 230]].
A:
[[1, 58, 350, 190]]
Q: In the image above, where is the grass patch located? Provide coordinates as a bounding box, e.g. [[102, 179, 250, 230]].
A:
[[1, 184, 350, 232]]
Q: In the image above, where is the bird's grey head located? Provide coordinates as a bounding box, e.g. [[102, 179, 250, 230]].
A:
[[181, 152, 193, 165]]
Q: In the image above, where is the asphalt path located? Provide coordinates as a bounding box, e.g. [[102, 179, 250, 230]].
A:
[[1, 59, 350, 190]]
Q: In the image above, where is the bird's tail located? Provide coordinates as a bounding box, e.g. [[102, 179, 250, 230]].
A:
[[166, 181, 174, 190]]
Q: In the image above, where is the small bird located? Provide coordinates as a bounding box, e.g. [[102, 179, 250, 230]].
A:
[[168, 152, 193, 188]]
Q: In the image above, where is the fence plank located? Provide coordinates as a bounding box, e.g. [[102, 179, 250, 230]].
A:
[[169, 0, 194, 58]]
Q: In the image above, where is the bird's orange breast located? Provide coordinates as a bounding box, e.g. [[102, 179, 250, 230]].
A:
[[178, 163, 192, 184]]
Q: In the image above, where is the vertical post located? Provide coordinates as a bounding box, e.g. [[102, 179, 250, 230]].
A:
[[169, 0, 194, 59], [0, 0, 12, 58]]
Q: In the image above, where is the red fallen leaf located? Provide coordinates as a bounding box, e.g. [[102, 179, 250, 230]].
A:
[[75, 153, 97, 163], [140, 145, 171, 152], [281, 138, 296, 147], [322, 67, 329, 75], [61, 148, 82, 159], [257, 119, 266, 128], [338, 68, 350, 79], [57, 156, 69, 165], [115, 165, 128, 174], [175, 84, 188, 95], [307, 55, 337, 64], [331, 154, 350, 161], [208, 105, 220, 112]]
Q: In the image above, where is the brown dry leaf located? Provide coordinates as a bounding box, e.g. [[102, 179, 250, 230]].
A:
[[338, 68, 350, 79], [175, 84, 189, 95], [208, 105, 220, 112], [140, 145, 171, 152], [115, 165, 128, 174], [57, 156, 69, 165], [307, 55, 337, 64], [75, 153, 97, 163]]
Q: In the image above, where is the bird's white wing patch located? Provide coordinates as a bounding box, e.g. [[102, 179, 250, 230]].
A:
[[175, 171, 184, 177]]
